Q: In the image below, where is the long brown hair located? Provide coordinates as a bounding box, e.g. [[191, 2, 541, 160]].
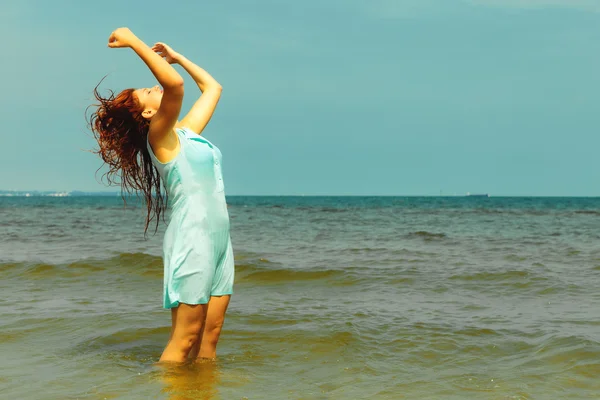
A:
[[87, 80, 167, 237]]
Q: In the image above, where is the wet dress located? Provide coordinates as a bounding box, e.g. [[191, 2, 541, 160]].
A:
[[147, 127, 234, 309]]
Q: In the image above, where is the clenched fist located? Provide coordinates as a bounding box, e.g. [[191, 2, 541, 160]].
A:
[[108, 27, 138, 48]]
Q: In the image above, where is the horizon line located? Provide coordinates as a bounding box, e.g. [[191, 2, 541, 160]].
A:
[[1, 190, 600, 198]]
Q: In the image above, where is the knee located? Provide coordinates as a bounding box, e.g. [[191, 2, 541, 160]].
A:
[[174, 323, 203, 352], [177, 333, 198, 353]]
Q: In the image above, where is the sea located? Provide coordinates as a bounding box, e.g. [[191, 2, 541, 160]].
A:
[[1, 195, 600, 399]]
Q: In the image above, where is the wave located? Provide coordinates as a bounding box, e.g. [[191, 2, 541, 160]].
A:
[[407, 231, 447, 241], [345, 247, 391, 253], [318, 207, 348, 213], [574, 210, 600, 216], [517, 335, 600, 372], [0, 252, 162, 279], [1, 252, 369, 286], [235, 263, 359, 285], [449, 269, 533, 282]]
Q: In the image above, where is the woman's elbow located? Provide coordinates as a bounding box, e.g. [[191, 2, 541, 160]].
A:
[[166, 78, 185, 90], [209, 83, 222, 92]]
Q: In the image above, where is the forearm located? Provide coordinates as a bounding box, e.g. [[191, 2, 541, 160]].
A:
[[130, 38, 183, 89], [175, 55, 221, 92]]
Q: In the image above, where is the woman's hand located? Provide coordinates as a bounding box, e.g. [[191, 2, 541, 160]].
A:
[[151, 42, 181, 64], [108, 27, 138, 48]]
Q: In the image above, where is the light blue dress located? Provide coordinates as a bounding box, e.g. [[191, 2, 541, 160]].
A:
[[146, 127, 234, 309]]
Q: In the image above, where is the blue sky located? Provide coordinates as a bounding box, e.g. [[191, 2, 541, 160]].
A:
[[2, 0, 600, 195]]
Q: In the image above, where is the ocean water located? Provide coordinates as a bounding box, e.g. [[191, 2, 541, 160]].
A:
[[1, 196, 600, 399]]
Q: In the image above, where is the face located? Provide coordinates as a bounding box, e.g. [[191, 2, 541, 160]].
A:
[[133, 85, 163, 119]]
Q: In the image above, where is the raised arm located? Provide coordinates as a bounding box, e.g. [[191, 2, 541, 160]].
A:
[[152, 42, 222, 135], [108, 28, 184, 140]]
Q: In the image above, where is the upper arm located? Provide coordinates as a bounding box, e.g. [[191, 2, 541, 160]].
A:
[[148, 83, 184, 140], [178, 86, 222, 135]]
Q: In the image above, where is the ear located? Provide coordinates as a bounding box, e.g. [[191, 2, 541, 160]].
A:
[[142, 108, 157, 119]]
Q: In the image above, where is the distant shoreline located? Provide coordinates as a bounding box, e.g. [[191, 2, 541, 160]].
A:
[[0, 191, 119, 197], [2, 191, 600, 198]]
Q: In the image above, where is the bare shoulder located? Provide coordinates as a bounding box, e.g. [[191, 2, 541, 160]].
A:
[[148, 128, 181, 164]]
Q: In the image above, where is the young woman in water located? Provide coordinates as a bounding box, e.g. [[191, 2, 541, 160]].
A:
[[88, 27, 234, 363]]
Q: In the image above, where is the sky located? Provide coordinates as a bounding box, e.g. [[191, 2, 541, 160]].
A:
[[1, 0, 600, 196]]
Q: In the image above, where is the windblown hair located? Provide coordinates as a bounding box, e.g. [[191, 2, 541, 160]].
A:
[[87, 80, 167, 237]]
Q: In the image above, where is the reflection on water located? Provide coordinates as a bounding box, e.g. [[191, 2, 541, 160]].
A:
[[158, 359, 221, 400]]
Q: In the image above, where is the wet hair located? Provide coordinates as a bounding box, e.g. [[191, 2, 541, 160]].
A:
[[87, 79, 167, 237]]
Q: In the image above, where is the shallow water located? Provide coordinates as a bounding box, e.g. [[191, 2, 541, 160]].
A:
[[1, 196, 600, 399]]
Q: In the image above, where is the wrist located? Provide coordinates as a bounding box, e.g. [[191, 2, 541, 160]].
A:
[[173, 53, 186, 64], [128, 36, 144, 50]]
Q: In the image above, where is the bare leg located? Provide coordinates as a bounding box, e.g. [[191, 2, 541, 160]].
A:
[[168, 306, 178, 341], [160, 303, 208, 363], [188, 295, 231, 360]]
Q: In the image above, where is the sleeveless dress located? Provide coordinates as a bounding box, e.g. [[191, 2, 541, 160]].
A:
[[146, 127, 234, 309]]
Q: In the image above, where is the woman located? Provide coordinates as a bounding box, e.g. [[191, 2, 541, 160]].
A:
[[89, 27, 234, 363]]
